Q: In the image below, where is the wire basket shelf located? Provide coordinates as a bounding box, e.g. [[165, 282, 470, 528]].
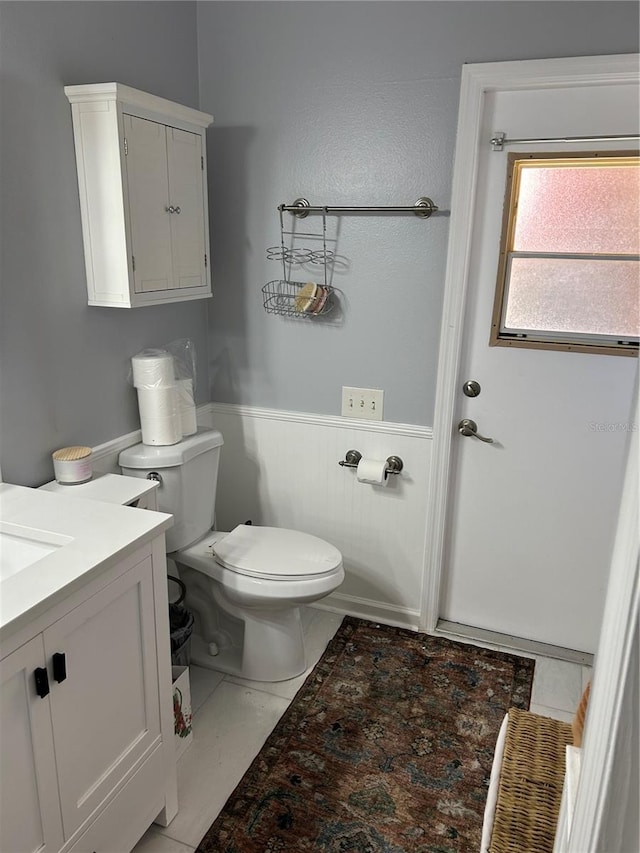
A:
[[266, 246, 335, 265], [262, 280, 334, 318], [262, 208, 333, 319]]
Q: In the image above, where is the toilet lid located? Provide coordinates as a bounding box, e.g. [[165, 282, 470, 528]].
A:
[[212, 525, 342, 579]]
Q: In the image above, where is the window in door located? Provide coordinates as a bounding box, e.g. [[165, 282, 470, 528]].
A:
[[491, 152, 639, 356]]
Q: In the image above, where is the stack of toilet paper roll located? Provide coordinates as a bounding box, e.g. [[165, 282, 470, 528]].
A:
[[176, 377, 198, 436], [132, 351, 197, 446]]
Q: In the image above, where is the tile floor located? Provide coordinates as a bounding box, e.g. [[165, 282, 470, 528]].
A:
[[133, 607, 591, 853]]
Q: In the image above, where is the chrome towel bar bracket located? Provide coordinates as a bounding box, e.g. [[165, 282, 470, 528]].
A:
[[338, 450, 404, 475]]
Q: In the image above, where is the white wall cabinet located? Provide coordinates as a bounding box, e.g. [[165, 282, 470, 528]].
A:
[[0, 541, 177, 853], [65, 83, 213, 308]]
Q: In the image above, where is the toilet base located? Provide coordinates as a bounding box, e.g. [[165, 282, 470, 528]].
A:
[[188, 606, 307, 683]]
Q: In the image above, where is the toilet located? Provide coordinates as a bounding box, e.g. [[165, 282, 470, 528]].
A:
[[119, 428, 344, 682]]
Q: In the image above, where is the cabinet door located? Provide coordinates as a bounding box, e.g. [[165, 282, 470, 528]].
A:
[[124, 114, 173, 294], [166, 126, 208, 290], [44, 557, 161, 839], [0, 636, 64, 853]]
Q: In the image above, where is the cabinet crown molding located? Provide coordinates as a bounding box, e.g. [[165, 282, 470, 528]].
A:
[[64, 82, 213, 128]]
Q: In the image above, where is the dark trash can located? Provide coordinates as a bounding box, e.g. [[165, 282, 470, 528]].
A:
[[168, 576, 194, 667]]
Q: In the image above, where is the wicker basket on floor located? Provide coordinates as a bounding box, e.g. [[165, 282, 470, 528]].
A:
[[489, 708, 573, 853]]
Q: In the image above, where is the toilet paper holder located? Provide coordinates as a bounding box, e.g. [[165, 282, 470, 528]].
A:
[[338, 450, 404, 475]]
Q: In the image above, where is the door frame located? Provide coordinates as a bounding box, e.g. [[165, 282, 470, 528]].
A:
[[555, 392, 638, 851], [420, 53, 640, 636]]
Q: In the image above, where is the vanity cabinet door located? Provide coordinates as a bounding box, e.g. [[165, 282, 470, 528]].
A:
[[0, 636, 64, 853], [43, 557, 161, 839]]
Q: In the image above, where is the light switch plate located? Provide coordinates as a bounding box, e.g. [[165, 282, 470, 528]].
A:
[[341, 387, 384, 421]]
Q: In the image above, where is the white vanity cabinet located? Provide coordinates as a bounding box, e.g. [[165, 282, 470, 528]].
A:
[[0, 486, 177, 853], [1, 634, 64, 853], [64, 83, 213, 308]]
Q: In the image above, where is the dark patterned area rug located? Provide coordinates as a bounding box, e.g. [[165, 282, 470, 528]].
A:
[[197, 616, 534, 853]]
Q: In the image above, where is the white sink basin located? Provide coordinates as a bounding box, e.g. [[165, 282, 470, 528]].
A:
[[0, 522, 73, 582]]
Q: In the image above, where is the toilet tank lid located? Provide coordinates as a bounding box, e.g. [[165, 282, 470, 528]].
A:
[[119, 427, 223, 469]]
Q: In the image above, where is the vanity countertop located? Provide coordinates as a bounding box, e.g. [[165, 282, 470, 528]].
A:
[[0, 483, 172, 641], [39, 472, 159, 505]]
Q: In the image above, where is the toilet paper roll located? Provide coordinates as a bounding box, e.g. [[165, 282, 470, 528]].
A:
[[140, 414, 182, 446], [180, 406, 198, 436], [175, 378, 197, 436], [356, 458, 389, 487], [136, 387, 179, 420], [132, 351, 175, 388]]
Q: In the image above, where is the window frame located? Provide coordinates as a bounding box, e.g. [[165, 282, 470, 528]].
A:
[[490, 150, 640, 357]]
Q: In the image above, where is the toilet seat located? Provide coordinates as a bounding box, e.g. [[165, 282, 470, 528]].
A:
[[212, 524, 343, 580], [172, 524, 345, 681]]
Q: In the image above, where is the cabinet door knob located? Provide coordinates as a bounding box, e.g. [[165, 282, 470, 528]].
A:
[[174, 206, 181, 214], [34, 667, 50, 698], [53, 652, 67, 683], [165, 205, 175, 214]]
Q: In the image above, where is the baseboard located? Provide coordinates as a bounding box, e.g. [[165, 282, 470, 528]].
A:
[[315, 592, 422, 632], [435, 619, 594, 665]]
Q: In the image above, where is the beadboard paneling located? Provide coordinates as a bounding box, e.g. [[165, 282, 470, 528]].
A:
[[202, 404, 432, 629], [92, 403, 433, 629]]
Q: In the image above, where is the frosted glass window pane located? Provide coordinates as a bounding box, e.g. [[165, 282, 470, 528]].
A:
[[513, 163, 640, 255], [504, 257, 640, 337]]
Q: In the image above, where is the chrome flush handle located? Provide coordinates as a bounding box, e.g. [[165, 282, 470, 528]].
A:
[[457, 418, 494, 443]]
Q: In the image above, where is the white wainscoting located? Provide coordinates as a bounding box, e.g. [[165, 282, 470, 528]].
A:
[[200, 403, 432, 630], [91, 403, 433, 630]]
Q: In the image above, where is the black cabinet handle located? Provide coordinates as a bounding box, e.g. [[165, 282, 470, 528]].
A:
[[52, 652, 67, 683], [34, 667, 50, 698]]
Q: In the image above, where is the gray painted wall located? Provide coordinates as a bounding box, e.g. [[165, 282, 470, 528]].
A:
[[199, 1, 639, 425], [0, 1, 207, 487], [1, 1, 637, 486]]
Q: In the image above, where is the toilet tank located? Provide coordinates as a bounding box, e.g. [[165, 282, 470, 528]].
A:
[[119, 428, 223, 552]]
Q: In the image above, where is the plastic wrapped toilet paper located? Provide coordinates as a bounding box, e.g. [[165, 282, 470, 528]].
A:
[[130, 340, 198, 446], [140, 414, 182, 446], [132, 350, 175, 388], [356, 458, 389, 487], [136, 387, 182, 446], [136, 387, 179, 420], [176, 378, 197, 436]]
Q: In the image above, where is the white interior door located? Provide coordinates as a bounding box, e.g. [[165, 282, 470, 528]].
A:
[[432, 57, 639, 655]]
